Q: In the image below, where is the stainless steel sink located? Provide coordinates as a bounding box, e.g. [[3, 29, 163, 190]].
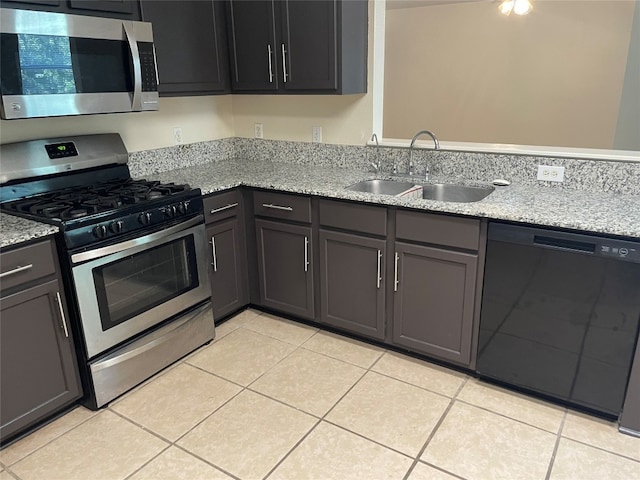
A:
[[422, 184, 494, 202], [346, 179, 417, 196]]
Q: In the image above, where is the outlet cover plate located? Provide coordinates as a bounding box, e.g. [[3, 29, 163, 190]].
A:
[[254, 123, 264, 139], [173, 127, 183, 145], [537, 165, 565, 182], [312, 126, 322, 143]]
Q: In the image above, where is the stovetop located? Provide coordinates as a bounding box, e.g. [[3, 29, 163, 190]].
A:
[[2, 178, 191, 222], [1, 174, 204, 250], [0, 135, 207, 250]]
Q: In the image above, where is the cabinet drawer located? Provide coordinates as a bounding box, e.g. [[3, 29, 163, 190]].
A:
[[203, 190, 242, 224], [319, 199, 387, 236], [396, 210, 480, 251], [253, 191, 312, 223], [0, 239, 56, 291]]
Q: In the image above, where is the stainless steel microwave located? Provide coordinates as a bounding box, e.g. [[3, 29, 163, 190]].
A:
[[0, 8, 159, 119]]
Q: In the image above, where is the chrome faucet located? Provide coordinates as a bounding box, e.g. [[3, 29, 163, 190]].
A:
[[369, 133, 381, 173], [409, 130, 440, 179]]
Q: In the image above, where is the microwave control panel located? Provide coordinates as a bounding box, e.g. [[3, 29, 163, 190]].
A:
[[139, 42, 158, 92]]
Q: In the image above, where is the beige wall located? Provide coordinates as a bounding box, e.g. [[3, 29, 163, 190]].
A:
[[383, 0, 635, 149], [230, 94, 372, 145], [0, 96, 235, 152]]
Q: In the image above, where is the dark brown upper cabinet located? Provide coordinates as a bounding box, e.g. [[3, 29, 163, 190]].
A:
[[1, 0, 141, 19], [226, 0, 367, 94], [141, 0, 230, 96]]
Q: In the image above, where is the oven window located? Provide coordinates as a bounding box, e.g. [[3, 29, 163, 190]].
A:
[[93, 236, 199, 331]]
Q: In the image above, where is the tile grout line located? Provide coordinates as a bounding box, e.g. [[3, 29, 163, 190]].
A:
[[559, 436, 640, 464], [0, 406, 100, 469], [454, 397, 564, 436], [120, 443, 173, 480], [370, 364, 462, 401], [402, 376, 469, 480], [261, 363, 374, 479], [113, 383, 245, 480], [544, 409, 568, 480]]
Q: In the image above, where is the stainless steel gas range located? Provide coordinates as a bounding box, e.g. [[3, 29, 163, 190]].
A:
[[0, 134, 215, 409]]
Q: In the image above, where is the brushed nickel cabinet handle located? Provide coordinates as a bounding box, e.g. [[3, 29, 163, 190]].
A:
[[262, 203, 293, 211], [55, 291, 69, 338], [210, 237, 217, 272], [0, 264, 33, 278], [281, 43, 288, 82], [394, 252, 399, 292], [377, 250, 382, 289], [210, 202, 238, 214], [304, 236, 309, 272], [267, 44, 274, 83]]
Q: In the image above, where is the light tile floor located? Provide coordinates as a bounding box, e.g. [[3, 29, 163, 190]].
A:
[[1, 309, 639, 480]]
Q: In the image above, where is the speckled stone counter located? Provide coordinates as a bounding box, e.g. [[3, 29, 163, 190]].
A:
[[0, 213, 58, 249], [2, 145, 639, 248], [145, 158, 640, 239]]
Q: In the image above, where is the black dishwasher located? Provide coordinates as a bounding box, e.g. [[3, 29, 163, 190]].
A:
[[477, 222, 640, 417]]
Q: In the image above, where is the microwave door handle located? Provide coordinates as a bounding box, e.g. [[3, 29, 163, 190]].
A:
[[123, 21, 142, 111]]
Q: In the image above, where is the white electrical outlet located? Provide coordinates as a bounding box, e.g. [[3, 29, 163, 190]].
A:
[[537, 165, 565, 182], [173, 127, 183, 145], [312, 126, 322, 143], [254, 123, 264, 139]]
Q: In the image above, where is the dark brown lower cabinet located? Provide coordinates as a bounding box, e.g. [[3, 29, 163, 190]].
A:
[[392, 242, 478, 366], [206, 218, 249, 321], [1, 279, 81, 443], [319, 230, 386, 340], [255, 219, 314, 320]]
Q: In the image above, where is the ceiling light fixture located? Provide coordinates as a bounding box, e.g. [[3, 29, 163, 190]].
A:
[[499, 0, 533, 15]]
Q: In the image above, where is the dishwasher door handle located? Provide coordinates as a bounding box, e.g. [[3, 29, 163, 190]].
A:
[[533, 235, 596, 254]]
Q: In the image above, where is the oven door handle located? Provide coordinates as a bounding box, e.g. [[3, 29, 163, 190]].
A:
[[71, 215, 203, 264]]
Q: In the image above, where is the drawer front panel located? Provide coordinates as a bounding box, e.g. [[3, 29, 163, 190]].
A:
[[319, 199, 387, 236], [396, 210, 480, 251], [1, 240, 56, 290], [253, 191, 312, 223], [204, 190, 242, 224]]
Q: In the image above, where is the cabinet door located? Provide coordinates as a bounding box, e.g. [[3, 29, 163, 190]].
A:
[[227, 0, 278, 91], [279, 0, 337, 91], [69, 0, 137, 15], [206, 219, 249, 321], [1, 280, 82, 442], [392, 242, 477, 366], [319, 230, 385, 340], [1, 0, 141, 18], [141, 0, 229, 95], [255, 219, 314, 319]]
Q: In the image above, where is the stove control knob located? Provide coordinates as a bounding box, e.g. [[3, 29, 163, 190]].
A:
[[164, 205, 177, 218], [138, 212, 152, 225], [177, 201, 188, 214], [109, 220, 124, 234], [93, 225, 108, 238]]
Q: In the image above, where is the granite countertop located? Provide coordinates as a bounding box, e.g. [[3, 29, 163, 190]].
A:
[[148, 158, 640, 239], [2, 157, 639, 249], [0, 213, 58, 249]]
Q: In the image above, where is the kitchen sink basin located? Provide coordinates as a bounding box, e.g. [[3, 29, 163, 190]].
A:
[[422, 184, 494, 202], [346, 179, 418, 196]]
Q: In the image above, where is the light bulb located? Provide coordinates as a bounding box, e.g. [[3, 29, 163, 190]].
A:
[[499, 0, 514, 15], [513, 0, 533, 15]]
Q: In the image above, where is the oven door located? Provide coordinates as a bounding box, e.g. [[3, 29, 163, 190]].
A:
[[70, 218, 211, 359]]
